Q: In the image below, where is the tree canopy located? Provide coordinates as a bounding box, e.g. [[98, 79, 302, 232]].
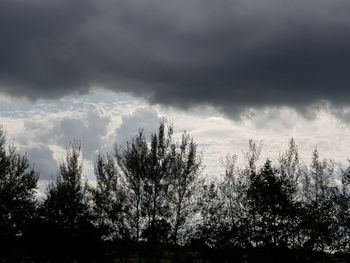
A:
[[0, 124, 350, 262]]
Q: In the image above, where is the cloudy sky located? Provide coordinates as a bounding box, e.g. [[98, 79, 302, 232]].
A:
[[1, 0, 350, 188]]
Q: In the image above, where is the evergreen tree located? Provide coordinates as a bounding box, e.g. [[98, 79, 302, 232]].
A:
[[43, 142, 90, 230], [247, 160, 291, 247], [301, 149, 337, 251], [278, 138, 303, 247], [332, 161, 350, 252], [41, 142, 99, 260], [0, 127, 38, 240]]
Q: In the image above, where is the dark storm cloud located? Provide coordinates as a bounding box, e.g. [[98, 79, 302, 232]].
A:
[[1, 0, 350, 115]]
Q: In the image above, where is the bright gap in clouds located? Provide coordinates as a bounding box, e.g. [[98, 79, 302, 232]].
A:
[[1, 89, 350, 192]]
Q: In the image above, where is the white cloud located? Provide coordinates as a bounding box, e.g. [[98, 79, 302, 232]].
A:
[[16, 102, 111, 161], [23, 144, 58, 180], [1, 91, 350, 187], [115, 107, 165, 146]]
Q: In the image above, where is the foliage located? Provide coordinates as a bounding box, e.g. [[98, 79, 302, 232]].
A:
[[0, 127, 38, 239], [1, 124, 350, 261]]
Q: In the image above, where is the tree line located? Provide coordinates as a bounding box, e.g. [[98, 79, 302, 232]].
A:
[[1, 123, 350, 262]]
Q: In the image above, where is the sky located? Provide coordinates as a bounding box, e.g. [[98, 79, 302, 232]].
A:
[[1, 0, 350, 189]]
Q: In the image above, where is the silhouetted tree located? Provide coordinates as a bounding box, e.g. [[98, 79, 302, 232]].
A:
[[41, 141, 98, 260], [301, 149, 337, 251], [92, 153, 129, 240], [0, 127, 38, 243], [243, 139, 263, 247], [196, 182, 227, 249], [219, 154, 250, 248], [247, 159, 291, 247], [278, 138, 303, 247], [43, 142, 90, 230], [114, 130, 148, 242], [3, 121, 350, 261], [332, 161, 350, 252], [168, 132, 202, 245], [141, 123, 173, 243]]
